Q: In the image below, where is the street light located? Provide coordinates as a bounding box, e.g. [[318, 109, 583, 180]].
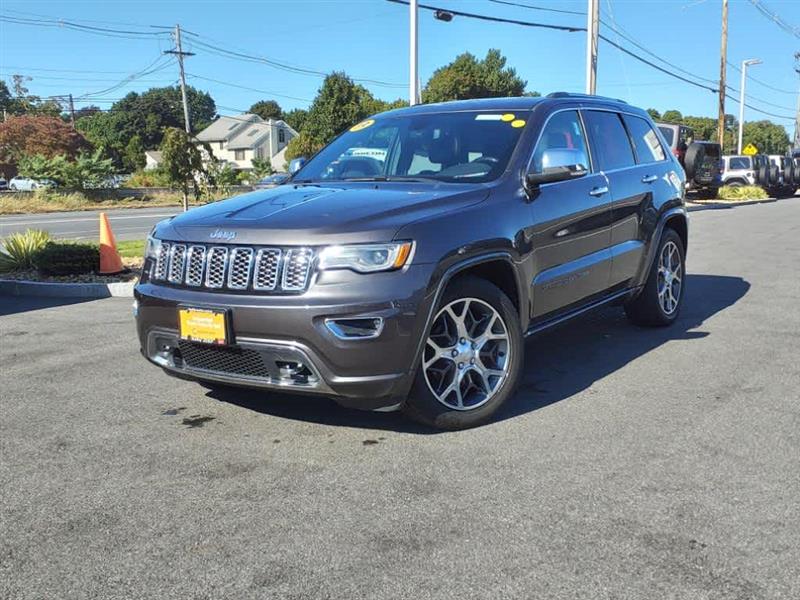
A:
[[738, 58, 762, 154]]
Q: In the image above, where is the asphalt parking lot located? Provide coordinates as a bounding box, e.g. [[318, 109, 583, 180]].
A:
[[2, 199, 799, 599]]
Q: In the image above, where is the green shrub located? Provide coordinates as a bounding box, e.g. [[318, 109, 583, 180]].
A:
[[0, 229, 52, 272], [717, 185, 769, 201], [126, 168, 172, 188], [35, 242, 99, 275]]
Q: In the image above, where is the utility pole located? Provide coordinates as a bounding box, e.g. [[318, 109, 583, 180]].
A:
[[794, 52, 799, 148], [585, 0, 599, 94], [164, 24, 194, 134], [738, 58, 762, 155], [409, 0, 419, 105], [717, 0, 728, 148], [68, 94, 75, 129]]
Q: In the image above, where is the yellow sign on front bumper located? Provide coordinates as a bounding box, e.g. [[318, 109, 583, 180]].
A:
[[179, 308, 227, 345]]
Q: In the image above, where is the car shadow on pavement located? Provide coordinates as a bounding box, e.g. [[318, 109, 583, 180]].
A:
[[204, 274, 750, 433], [0, 295, 101, 317]]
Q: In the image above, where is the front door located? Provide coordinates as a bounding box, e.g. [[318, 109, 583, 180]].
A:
[[529, 109, 614, 319]]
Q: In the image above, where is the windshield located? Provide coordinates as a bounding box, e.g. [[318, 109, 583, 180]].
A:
[[293, 110, 528, 184]]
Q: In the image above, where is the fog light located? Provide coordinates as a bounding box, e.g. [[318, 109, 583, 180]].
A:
[[276, 361, 313, 384], [324, 317, 384, 340]]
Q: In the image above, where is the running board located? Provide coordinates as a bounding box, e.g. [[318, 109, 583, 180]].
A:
[[524, 288, 634, 337]]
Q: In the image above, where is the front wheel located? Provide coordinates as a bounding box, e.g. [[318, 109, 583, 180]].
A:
[[403, 276, 523, 430], [625, 228, 685, 327]]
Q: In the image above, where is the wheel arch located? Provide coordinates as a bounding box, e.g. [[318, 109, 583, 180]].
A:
[[631, 206, 688, 291]]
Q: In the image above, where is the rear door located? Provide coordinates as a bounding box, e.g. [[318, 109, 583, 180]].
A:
[[583, 111, 658, 289], [529, 109, 614, 318]]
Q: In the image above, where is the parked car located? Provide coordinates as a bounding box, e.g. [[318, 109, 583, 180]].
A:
[[8, 176, 56, 191], [656, 122, 721, 199], [721, 155, 758, 187], [0, 177, 8, 191], [255, 173, 290, 188], [767, 155, 798, 198], [135, 93, 688, 430]]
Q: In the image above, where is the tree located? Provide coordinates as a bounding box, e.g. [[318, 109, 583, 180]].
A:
[[73, 105, 101, 120], [251, 157, 274, 178], [249, 100, 283, 121], [16, 150, 114, 189], [0, 115, 88, 164], [283, 108, 309, 132], [742, 120, 790, 155], [646, 108, 661, 120], [123, 135, 146, 172], [421, 49, 528, 103], [661, 110, 683, 123], [77, 85, 217, 163], [160, 127, 205, 211]]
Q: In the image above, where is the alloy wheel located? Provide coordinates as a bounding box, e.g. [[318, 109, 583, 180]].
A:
[[422, 297, 511, 411], [657, 240, 682, 315]]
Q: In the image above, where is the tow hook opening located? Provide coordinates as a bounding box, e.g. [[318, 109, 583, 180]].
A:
[[276, 361, 314, 384], [325, 317, 384, 340]]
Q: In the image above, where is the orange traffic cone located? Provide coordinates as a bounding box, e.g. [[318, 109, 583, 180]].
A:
[[99, 212, 124, 274]]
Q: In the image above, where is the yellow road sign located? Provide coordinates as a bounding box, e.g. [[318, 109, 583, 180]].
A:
[[742, 143, 758, 156]]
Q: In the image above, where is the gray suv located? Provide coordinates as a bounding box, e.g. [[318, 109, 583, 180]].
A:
[[135, 94, 688, 429]]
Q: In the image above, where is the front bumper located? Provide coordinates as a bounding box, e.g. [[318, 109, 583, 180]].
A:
[[134, 264, 437, 410]]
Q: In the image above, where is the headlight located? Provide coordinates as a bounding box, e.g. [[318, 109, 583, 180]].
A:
[[144, 234, 162, 261], [318, 242, 413, 273]]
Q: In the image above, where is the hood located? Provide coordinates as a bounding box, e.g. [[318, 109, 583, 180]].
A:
[[156, 182, 488, 245]]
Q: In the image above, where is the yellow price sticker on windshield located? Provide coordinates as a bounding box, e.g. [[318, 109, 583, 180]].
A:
[[350, 119, 375, 132], [501, 113, 516, 122], [511, 119, 526, 128]]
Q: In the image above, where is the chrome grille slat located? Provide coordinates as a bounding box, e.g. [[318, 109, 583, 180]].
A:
[[154, 242, 171, 280], [167, 244, 187, 284], [227, 247, 254, 290], [151, 242, 313, 293], [283, 248, 314, 291], [205, 247, 228, 289], [253, 248, 282, 291], [184, 245, 207, 287]]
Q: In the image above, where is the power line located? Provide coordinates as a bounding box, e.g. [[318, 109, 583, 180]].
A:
[[747, 0, 800, 39], [727, 61, 796, 95], [0, 14, 170, 40], [486, 0, 585, 17], [186, 74, 313, 103]]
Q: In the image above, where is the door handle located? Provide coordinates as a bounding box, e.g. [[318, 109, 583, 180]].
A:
[[589, 186, 609, 197], [641, 174, 658, 183]]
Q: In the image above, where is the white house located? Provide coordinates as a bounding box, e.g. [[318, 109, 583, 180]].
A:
[[194, 114, 297, 172], [144, 150, 163, 171]]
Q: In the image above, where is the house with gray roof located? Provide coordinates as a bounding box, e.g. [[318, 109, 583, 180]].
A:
[[194, 113, 297, 171]]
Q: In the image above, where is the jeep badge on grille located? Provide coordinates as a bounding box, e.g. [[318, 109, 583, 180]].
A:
[[210, 229, 236, 241]]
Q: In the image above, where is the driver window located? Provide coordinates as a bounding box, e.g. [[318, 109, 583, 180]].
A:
[[531, 111, 590, 173]]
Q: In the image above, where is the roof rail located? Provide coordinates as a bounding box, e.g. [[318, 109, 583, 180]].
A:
[[546, 92, 628, 104]]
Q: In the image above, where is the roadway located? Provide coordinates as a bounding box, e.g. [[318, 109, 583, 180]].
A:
[[0, 206, 178, 242]]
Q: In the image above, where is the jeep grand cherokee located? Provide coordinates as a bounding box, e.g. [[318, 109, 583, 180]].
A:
[[135, 93, 688, 430]]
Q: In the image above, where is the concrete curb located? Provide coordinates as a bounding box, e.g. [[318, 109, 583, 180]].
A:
[[688, 198, 777, 209], [0, 278, 136, 298]]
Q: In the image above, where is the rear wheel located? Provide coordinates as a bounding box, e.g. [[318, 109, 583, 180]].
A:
[[625, 228, 685, 327], [403, 276, 523, 430]]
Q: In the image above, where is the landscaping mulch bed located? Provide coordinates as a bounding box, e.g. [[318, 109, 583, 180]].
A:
[[1, 268, 140, 284]]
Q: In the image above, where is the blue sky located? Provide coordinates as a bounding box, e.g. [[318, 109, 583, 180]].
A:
[[1, 0, 797, 137]]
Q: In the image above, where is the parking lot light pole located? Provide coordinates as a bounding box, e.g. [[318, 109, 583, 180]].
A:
[[738, 58, 762, 154]]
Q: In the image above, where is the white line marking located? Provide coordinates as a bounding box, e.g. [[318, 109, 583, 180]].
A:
[[2, 212, 175, 226]]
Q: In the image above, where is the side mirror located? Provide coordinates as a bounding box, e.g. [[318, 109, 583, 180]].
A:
[[526, 148, 588, 188], [289, 157, 307, 175]]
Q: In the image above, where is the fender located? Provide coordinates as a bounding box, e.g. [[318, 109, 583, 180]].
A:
[[631, 205, 689, 291], [406, 251, 525, 379]]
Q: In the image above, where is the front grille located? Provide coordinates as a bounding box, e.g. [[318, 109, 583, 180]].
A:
[[151, 241, 314, 293], [177, 340, 270, 378]]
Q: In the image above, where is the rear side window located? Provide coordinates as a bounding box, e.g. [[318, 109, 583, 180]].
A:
[[623, 115, 666, 163], [583, 110, 635, 172], [728, 156, 750, 170], [657, 125, 676, 148]]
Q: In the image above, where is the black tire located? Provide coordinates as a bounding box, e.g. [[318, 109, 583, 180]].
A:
[[403, 275, 523, 430], [625, 228, 685, 327], [767, 165, 779, 187], [683, 143, 705, 181]]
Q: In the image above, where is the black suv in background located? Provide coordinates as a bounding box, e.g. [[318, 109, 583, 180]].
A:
[[656, 122, 721, 199], [135, 94, 688, 429]]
